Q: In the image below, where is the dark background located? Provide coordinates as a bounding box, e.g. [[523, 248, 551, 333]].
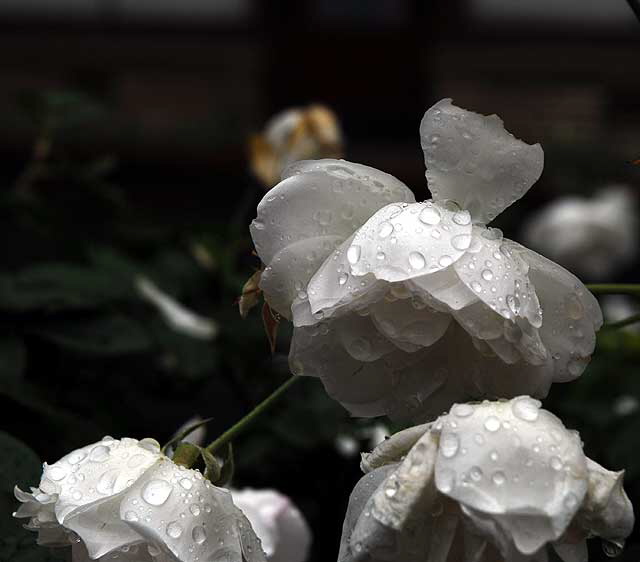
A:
[[0, 1, 640, 561]]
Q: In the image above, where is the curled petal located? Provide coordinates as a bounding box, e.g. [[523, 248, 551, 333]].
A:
[[408, 266, 478, 311], [513, 244, 603, 382], [251, 159, 415, 266], [420, 98, 544, 224], [348, 201, 473, 282], [361, 424, 431, 473], [574, 458, 634, 543]]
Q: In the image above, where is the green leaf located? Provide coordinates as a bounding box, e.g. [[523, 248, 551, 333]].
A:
[[0, 264, 132, 312], [31, 314, 151, 355]]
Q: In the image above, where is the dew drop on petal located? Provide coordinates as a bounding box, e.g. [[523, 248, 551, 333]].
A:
[[512, 397, 540, 422], [419, 205, 441, 225], [190, 504, 201, 516], [192, 525, 207, 545], [141, 479, 173, 506], [409, 252, 426, 270], [550, 457, 563, 471], [124, 511, 139, 522], [492, 471, 506, 486], [481, 269, 493, 281], [441, 433, 459, 458], [452, 210, 471, 226], [347, 245, 361, 265], [438, 468, 456, 493], [439, 255, 453, 268], [484, 416, 501, 432], [166, 521, 183, 539], [68, 451, 86, 465], [470, 466, 483, 481], [338, 272, 349, 286], [602, 539, 624, 558], [89, 445, 110, 462], [179, 478, 193, 490], [452, 404, 474, 418], [378, 221, 394, 239], [48, 466, 67, 481]]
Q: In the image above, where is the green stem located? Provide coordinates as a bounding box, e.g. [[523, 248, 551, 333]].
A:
[[205, 375, 299, 454], [587, 284, 640, 296], [603, 313, 640, 330]]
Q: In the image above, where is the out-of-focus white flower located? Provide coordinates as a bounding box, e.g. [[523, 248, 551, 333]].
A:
[[136, 276, 218, 340], [339, 397, 634, 562], [230, 489, 312, 562], [14, 437, 266, 562], [336, 424, 390, 458], [336, 434, 360, 458], [250, 105, 343, 188], [602, 295, 640, 333], [613, 395, 639, 417], [250, 98, 602, 422], [523, 186, 637, 281]]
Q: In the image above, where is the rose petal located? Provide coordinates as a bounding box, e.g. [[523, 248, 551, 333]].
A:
[[347, 201, 473, 282], [420, 98, 544, 224], [453, 229, 542, 329], [370, 297, 451, 350], [43, 437, 161, 525], [251, 159, 415, 266], [513, 243, 603, 382], [260, 235, 343, 319], [120, 459, 266, 562], [434, 398, 588, 555], [360, 424, 431, 473]]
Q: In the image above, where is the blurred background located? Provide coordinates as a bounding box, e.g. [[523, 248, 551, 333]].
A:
[[1, 1, 640, 561]]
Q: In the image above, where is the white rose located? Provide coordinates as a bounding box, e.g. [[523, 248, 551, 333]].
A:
[[13, 436, 266, 562], [230, 489, 312, 562], [250, 98, 603, 422], [522, 186, 637, 281], [250, 105, 343, 188], [339, 396, 634, 562]]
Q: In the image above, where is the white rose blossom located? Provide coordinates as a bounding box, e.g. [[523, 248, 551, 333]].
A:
[[250, 98, 603, 422], [13, 436, 266, 562], [338, 396, 634, 562], [522, 186, 638, 281], [230, 489, 312, 562]]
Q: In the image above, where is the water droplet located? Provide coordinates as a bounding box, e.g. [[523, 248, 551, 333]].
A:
[[512, 397, 541, 421], [431, 229, 441, 239], [409, 252, 426, 270], [550, 456, 563, 471], [441, 433, 459, 458], [338, 272, 349, 286], [346, 337, 372, 361], [166, 521, 183, 539], [192, 525, 207, 545], [471, 281, 483, 293], [48, 466, 67, 481], [452, 210, 471, 226], [492, 471, 506, 486], [376, 251, 386, 261], [72, 490, 83, 501], [68, 451, 87, 465], [138, 438, 160, 453], [179, 478, 193, 490], [347, 245, 361, 265], [141, 479, 173, 506], [190, 504, 201, 516], [438, 468, 456, 493], [470, 466, 483, 481], [89, 445, 110, 462], [565, 294, 584, 320], [451, 234, 472, 250], [419, 205, 441, 225], [506, 294, 521, 315], [378, 221, 394, 239], [490, 450, 499, 462], [484, 416, 501, 432], [568, 357, 588, 377], [97, 469, 119, 495], [452, 403, 474, 418], [481, 269, 493, 281], [439, 255, 453, 267], [124, 511, 139, 522]]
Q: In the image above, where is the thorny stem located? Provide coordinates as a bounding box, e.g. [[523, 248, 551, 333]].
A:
[[205, 375, 299, 455], [587, 284, 640, 296]]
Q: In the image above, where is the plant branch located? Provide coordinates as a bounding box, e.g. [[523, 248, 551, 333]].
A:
[[586, 284, 640, 296], [205, 375, 299, 455], [603, 313, 640, 330]]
